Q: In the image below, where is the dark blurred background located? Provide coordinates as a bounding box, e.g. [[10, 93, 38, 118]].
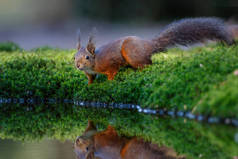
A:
[[73, 0, 238, 21], [0, 0, 238, 49]]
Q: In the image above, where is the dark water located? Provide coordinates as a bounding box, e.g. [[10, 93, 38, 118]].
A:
[[0, 101, 238, 159], [0, 139, 75, 159]]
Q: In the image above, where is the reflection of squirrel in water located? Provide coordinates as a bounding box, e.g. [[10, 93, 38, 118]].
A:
[[74, 121, 185, 159], [74, 17, 238, 85]]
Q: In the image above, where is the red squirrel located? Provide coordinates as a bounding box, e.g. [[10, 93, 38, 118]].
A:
[[74, 17, 236, 85], [74, 121, 185, 159]]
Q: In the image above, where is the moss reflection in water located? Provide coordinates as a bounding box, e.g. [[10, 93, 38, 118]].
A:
[[0, 104, 238, 159]]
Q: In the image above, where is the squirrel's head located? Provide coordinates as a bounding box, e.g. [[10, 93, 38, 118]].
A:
[[74, 29, 96, 71], [74, 121, 97, 159], [74, 136, 94, 159]]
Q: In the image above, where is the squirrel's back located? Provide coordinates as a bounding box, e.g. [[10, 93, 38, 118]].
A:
[[152, 17, 235, 51]]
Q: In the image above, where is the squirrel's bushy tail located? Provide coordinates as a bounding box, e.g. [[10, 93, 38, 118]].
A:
[[152, 17, 235, 52]]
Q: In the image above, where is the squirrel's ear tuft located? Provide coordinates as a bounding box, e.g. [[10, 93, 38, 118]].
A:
[[87, 27, 97, 55], [85, 120, 97, 132], [106, 125, 117, 135], [75, 137, 87, 146], [76, 29, 81, 51]]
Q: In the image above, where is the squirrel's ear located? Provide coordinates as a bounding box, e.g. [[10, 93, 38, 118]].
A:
[[76, 29, 81, 51], [106, 125, 117, 135], [87, 27, 97, 54], [85, 120, 97, 132]]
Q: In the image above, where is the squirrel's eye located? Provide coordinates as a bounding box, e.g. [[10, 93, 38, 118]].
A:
[[85, 56, 90, 60], [86, 147, 89, 151]]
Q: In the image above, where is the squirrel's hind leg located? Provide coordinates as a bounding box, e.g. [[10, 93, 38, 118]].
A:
[[121, 37, 153, 69]]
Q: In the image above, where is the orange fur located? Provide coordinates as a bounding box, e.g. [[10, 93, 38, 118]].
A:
[[121, 37, 155, 68]]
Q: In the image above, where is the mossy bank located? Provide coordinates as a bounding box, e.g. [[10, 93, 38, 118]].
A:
[[0, 42, 238, 159]]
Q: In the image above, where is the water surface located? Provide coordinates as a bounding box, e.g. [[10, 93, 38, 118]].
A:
[[0, 139, 75, 159]]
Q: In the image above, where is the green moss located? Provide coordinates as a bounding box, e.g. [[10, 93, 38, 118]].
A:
[[195, 72, 238, 118], [0, 42, 21, 52], [31, 45, 61, 52], [1, 44, 238, 110], [0, 43, 238, 158]]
